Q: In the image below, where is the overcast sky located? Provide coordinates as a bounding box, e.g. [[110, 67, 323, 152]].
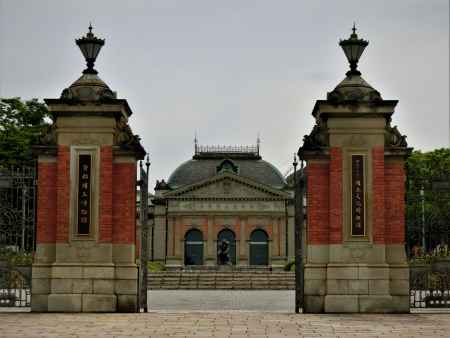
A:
[[1, 0, 448, 190]]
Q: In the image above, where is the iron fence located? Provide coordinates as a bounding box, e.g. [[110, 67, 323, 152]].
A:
[[407, 178, 450, 308], [0, 165, 36, 307]]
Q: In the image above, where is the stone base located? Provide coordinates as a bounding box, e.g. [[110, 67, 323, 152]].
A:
[[303, 263, 410, 313], [31, 263, 138, 313], [304, 295, 409, 313]]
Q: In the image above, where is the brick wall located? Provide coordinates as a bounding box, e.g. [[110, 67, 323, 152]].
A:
[[112, 162, 136, 244], [372, 147, 386, 244], [99, 146, 113, 242], [36, 161, 57, 243], [329, 148, 342, 244], [307, 162, 329, 244], [56, 146, 70, 243], [385, 161, 405, 244]]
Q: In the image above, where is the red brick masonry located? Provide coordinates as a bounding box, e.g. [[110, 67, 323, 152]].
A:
[[307, 162, 330, 244], [56, 145, 70, 243], [306, 146, 405, 246], [99, 146, 113, 242], [385, 161, 405, 244], [329, 148, 343, 244], [373, 147, 386, 244], [112, 162, 137, 244], [37, 161, 57, 243]]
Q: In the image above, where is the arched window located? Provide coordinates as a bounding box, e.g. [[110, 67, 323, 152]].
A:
[[249, 229, 269, 266], [217, 228, 236, 265], [216, 159, 239, 175], [184, 229, 203, 266]]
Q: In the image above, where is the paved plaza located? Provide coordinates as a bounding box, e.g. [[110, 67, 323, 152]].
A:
[[0, 311, 450, 337]]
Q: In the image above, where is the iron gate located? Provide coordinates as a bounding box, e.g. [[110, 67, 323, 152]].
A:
[[407, 179, 450, 308], [138, 156, 150, 312], [0, 165, 36, 307]]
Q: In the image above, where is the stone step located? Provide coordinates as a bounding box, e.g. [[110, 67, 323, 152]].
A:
[[148, 270, 295, 290]]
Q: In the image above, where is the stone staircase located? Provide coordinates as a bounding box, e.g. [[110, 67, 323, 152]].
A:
[[148, 270, 295, 290]]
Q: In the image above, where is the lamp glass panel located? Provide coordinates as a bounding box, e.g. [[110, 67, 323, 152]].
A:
[[79, 44, 89, 58], [92, 44, 101, 59], [351, 44, 359, 61], [355, 45, 365, 60], [87, 43, 95, 59]]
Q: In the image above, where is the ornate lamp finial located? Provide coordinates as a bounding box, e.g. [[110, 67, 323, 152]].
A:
[[339, 23, 369, 77], [75, 24, 105, 75]]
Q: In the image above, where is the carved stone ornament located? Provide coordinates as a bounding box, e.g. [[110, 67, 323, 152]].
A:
[[327, 87, 382, 103], [38, 123, 57, 145], [327, 75, 382, 103], [115, 116, 143, 151], [60, 73, 117, 102], [302, 122, 329, 150], [385, 122, 408, 147]]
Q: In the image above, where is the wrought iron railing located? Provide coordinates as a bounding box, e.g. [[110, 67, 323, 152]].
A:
[[410, 262, 450, 308], [195, 145, 259, 155], [0, 165, 36, 307]]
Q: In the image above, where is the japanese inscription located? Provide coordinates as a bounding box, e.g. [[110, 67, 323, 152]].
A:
[[351, 155, 365, 236], [77, 154, 91, 234]]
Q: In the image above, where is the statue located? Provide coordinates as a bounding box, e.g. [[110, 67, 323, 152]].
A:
[[217, 239, 231, 265]]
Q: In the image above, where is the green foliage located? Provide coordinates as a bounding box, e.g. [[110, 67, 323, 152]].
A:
[[0, 247, 32, 266], [284, 260, 295, 271], [0, 97, 51, 166], [147, 261, 166, 272], [406, 148, 450, 190], [406, 149, 450, 251]]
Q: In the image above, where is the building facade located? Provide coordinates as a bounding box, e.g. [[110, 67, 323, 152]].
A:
[[151, 144, 295, 269]]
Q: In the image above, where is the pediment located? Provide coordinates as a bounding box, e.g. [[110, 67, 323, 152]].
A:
[[163, 172, 289, 199]]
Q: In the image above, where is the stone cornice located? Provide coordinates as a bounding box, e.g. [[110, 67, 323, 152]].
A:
[[166, 196, 289, 201], [312, 99, 399, 119], [44, 98, 133, 118], [32, 145, 58, 157]]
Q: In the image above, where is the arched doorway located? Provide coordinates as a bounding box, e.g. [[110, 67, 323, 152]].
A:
[[184, 229, 204, 265], [217, 229, 236, 265], [249, 229, 269, 266]]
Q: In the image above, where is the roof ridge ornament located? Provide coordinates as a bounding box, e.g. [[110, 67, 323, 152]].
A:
[[76, 24, 105, 75], [339, 23, 369, 77]]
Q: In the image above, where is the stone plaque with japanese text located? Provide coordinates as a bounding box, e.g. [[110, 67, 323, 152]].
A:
[[351, 155, 365, 236], [78, 154, 91, 234]]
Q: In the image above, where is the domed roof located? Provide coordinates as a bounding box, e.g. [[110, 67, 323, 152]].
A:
[[168, 158, 287, 189], [60, 73, 116, 101], [327, 74, 381, 102]]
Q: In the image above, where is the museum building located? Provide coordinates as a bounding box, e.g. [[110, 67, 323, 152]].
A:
[[150, 142, 295, 269]]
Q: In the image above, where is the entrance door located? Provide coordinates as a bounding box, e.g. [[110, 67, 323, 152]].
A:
[[217, 229, 236, 265], [249, 229, 268, 266], [184, 229, 204, 265]]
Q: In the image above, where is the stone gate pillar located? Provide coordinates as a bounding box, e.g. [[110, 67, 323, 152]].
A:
[[31, 27, 145, 312], [298, 27, 411, 313]]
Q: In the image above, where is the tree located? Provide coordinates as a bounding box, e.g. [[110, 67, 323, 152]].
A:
[[0, 98, 51, 166], [406, 148, 450, 255]]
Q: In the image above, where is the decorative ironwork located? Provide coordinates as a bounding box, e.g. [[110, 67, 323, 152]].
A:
[[407, 176, 450, 308], [410, 264, 450, 308], [138, 155, 150, 312], [196, 145, 259, 156], [0, 165, 36, 307], [339, 23, 369, 77], [75, 24, 105, 75], [293, 154, 306, 313]]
